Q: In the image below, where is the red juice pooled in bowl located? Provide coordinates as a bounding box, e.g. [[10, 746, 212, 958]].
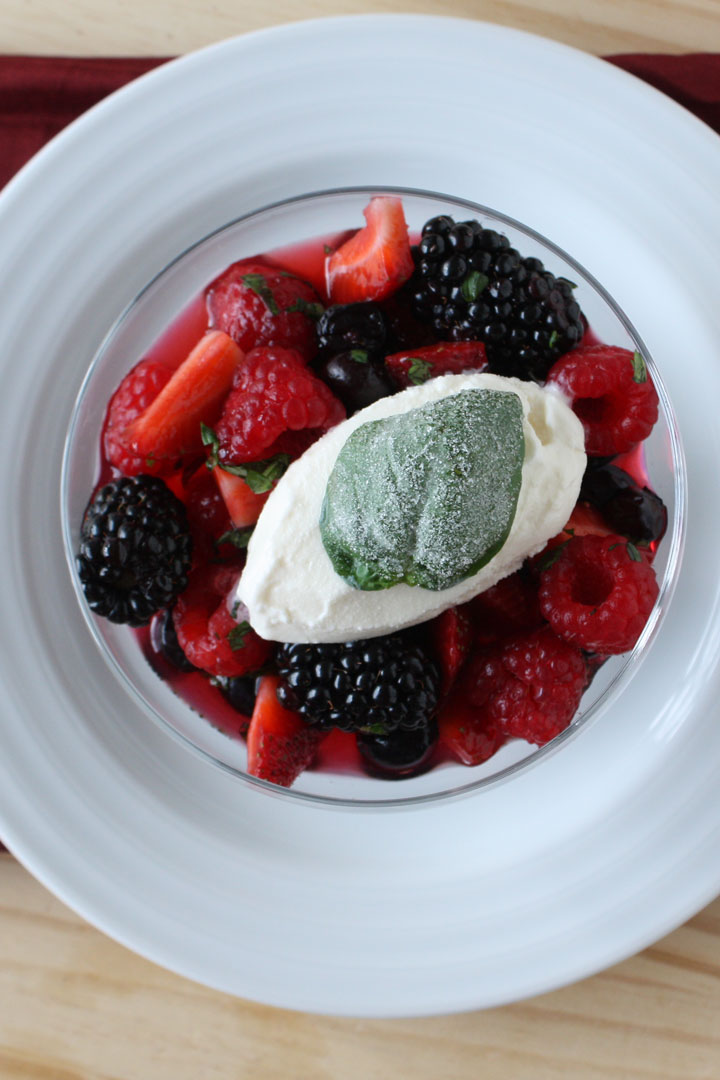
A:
[[75, 195, 667, 789]]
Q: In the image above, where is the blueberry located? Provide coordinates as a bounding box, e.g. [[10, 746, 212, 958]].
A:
[[316, 351, 395, 414], [357, 720, 439, 778], [580, 463, 667, 544], [150, 607, 195, 672], [216, 675, 258, 716], [316, 302, 388, 357]]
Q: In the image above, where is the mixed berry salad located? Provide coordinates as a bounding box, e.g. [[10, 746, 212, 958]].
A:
[[76, 195, 667, 789]]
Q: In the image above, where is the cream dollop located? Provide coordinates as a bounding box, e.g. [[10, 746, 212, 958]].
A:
[[235, 373, 585, 643]]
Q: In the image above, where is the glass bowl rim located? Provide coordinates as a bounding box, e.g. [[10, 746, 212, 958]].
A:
[[60, 184, 688, 810]]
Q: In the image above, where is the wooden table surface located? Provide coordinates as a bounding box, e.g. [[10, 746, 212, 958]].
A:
[[2, 2, 720, 1077]]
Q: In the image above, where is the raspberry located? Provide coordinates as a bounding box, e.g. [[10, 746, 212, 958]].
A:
[[463, 627, 587, 745], [546, 345, 659, 456], [103, 359, 173, 475], [429, 607, 474, 691], [173, 564, 272, 677], [539, 534, 659, 654], [206, 260, 322, 362], [215, 346, 345, 464]]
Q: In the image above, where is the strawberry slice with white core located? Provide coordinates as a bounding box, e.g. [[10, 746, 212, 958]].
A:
[[127, 330, 244, 463], [326, 196, 414, 304], [213, 467, 269, 528]]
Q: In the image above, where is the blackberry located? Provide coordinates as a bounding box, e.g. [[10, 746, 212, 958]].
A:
[[275, 633, 441, 735], [410, 215, 584, 382], [580, 463, 667, 545], [76, 475, 193, 627], [315, 301, 388, 357]]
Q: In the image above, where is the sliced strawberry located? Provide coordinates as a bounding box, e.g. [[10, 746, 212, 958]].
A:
[[213, 467, 269, 528], [247, 675, 326, 787], [429, 607, 473, 692], [463, 570, 544, 644], [326, 196, 414, 304], [126, 331, 244, 465], [385, 341, 488, 388], [173, 564, 271, 678], [438, 682, 507, 767], [207, 260, 322, 362]]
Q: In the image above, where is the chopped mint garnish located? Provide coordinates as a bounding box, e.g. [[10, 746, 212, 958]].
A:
[[407, 358, 433, 385], [320, 389, 525, 592], [632, 350, 648, 384], [145, 455, 156, 469], [324, 244, 333, 255], [460, 270, 489, 303], [559, 277, 578, 290], [548, 330, 559, 350], [241, 272, 280, 315], [201, 425, 289, 493], [286, 297, 325, 320], [537, 538, 570, 572], [217, 527, 254, 550], [201, 423, 221, 468], [219, 453, 291, 494], [626, 540, 643, 562], [350, 349, 369, 364], [228, 621, 251, 650]]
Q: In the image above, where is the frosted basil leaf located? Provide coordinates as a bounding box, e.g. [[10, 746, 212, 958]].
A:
[[320, 389, 525, 591]]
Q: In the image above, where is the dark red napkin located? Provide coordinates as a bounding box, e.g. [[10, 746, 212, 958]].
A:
[[0, 53, 719, 191], [0, 52, 717, 853]]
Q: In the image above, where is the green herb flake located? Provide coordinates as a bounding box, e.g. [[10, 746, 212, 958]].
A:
[[217, 527, 254, 551], [219, 452, 291, 493], [241, 272, 280, 315], [626, 541, 643, 562], [632, 350, 648, 384], [537, 538, 570, 573], [350, 349, 369, 364], [201, 423, 221, 468], [320, 389, 525, 592], [324, 244, 333, 255], [228, 621, 251, 650], [548, 330, 559, 350], [407, 358, 433, 385], [286, 297, 325, 320], [460, 270, 489, 303]]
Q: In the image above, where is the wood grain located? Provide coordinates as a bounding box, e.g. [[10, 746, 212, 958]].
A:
[[0, 0, 719, 57], [1, 853, 719, 1079]]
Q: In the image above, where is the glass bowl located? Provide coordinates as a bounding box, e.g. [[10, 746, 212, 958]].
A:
[[61, 186, 686, 807]]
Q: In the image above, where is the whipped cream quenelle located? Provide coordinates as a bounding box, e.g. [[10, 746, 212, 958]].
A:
[[235, 373, 586, 643]]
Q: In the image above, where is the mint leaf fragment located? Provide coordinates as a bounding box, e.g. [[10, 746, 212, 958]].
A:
[[219, 452, 290, 493], [632, 350, 648, 384], [548, 330, 559, 350], [286, 297, 325, 320], [217, 527, 254, 550], [460, 270, 489, 303], [201, 423, 221, 468], [626, 541, 643, 562], [537, 538, 570, 573], [350, 349, 369, 364], [241, 273, 280, 315], [320, 389, 525, 592], [324, 244, 333, 255], [228, 621, 251, 650], [407, 358, 432, 385]]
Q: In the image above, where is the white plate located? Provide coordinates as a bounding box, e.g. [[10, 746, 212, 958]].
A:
[[1, 15, 720, 1017]]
